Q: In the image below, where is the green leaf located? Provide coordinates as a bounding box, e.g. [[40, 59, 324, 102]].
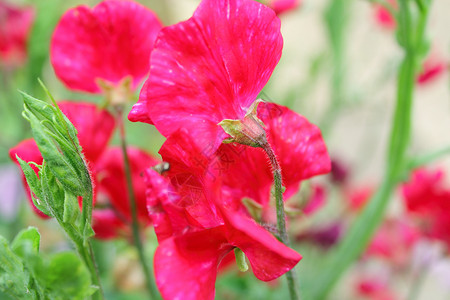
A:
[[45, 252, 95, 300], [0, 236, 31, 299], [11, 227, 41, 257]]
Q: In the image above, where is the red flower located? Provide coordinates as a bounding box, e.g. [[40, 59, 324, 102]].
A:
[[373, 0, 396, 30], [416, 53, 447, 85], [50, 0, 162, 93], [346, 185, 374, 211], [145, 167, 301, 300], [366, 218, 419, 268], [129, 0, 283, 151], [0, 1, 34, 67], [208, 103, 330, 211], [356, 277, 397, 300], [10, 101, 158, 239], [402, 168, 450, 247], [266, 0, 301, 15]]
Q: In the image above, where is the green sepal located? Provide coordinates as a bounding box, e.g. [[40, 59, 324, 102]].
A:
[[234, 248, 249, 272], [63, 192, 80, 224], [16, 156, 52, 216], [219, 99, 267, 148]]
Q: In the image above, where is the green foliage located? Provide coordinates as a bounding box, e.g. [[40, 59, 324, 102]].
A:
[[16, 89, 95, 243], [0, 227, 94, 300]]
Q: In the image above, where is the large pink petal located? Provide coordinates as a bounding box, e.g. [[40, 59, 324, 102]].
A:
[[144, 168, 194, 242], [259, 102, 331, 198], [51, 0, 162, 93], [222, 209, 302, 281], [58, 101, 115, 164], [137, 0, 282, 151], [95, 146, 159, 225], [154, 227, 233, 300], [128, 80, 153, 124]]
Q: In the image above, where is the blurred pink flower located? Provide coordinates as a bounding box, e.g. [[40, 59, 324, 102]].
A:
[[51, 0, 162, 93], [0, 1, 34, 67]]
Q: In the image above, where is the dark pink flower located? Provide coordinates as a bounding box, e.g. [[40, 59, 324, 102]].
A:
[[51, 0, 162, 93], [346, 185, 374, 211], [145, 167, 301, 300], [266, 0, 301, 15], [0, 1, 34, 67], [356, 277, 398, 300], [416, 54, 447, 85], [366, 218, 419, 268], [129, 0, 283, 151], [302, 185, 326, 215], [10, 101, 158, 239], [402, 168, 450, 247], [95, 147, 159, 226], [373, 0, 396, 30]]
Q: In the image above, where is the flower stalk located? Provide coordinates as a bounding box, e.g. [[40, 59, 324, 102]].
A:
[[261, 141, 300, 300], [115, 106, 159, 300]]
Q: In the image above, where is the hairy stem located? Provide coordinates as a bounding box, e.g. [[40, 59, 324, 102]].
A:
[[261, 141, 299, 300]]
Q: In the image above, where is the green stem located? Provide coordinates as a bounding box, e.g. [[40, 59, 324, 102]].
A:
[[61, 221, 104, 300], [261, 141, 299, 300], [115, 107, 159, 300], [306, 0, 432, 299]]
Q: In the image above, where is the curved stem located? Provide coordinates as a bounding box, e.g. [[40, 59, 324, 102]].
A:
[[306, 0, 432, 298], [115, 107, 159, 300], [261, 141, 299, 300]]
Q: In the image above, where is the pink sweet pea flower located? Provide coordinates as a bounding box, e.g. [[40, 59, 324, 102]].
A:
[[416, 54, 447, 85], [373, 0, 396, 30], [0, 1, 34, 67], [129, 0, 283, 151], [50, 0, 162, 93], [10, 102, 158, 239], [366, 218, 420, 268], [266, 0, 301, 15], [356, 277, 398, 300], [402, 168, 450, 248], [145, 165, 301, 300]]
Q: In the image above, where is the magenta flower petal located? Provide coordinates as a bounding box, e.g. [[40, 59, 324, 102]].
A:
[[267, 0, 301, 15], [0, 2, 34, 67], [58, 101, 115, 163], [260, 102, 331, 199], [145, 168, 193, 242], [51, 0, 162, 93], [222, 208, 302, 281], [128, 80, 154, 124], [92, 209, 130, 239], [134, 0, 282, 151], [154, 227, 232, 300], [95, 146, 159, 224]]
